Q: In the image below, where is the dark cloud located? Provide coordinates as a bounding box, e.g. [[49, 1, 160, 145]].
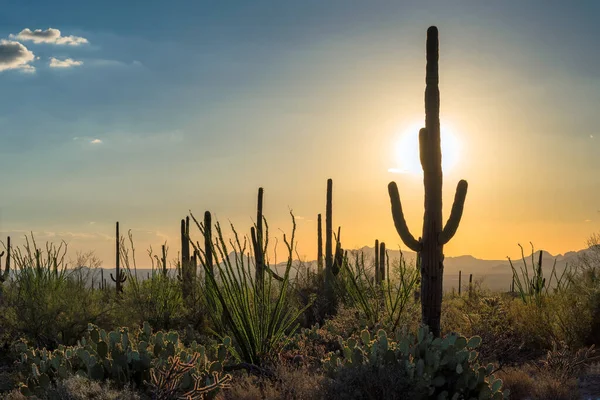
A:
[[0, 40, 35, 72]]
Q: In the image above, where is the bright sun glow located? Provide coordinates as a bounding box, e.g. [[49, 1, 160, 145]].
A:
[[389, 122, 460, 175]]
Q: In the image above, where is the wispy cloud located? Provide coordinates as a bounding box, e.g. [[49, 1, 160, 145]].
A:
[[49, 57, 83, 68], [585, 219, 592, 222], [10, 28, 88, 46], [90, 139, 103, 144], [0, 40, 35, 72]]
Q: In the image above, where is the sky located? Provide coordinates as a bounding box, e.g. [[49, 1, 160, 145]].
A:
[[1, 0, 599, 267]]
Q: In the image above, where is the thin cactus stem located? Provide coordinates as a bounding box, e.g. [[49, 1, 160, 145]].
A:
[[458, 270, 462, 296], [204, 211, 213, 278], [469, 273, 473, 298], [252, 188, 265, 289], [387, 26, 468, 337], [317, 214, 323, 275], [162, 244, 167, 277], [110, 222, 127, 294], [325, 179, 333, 274], [379, 242, 386, 282], [181, 217, 192, 299], [374, 239, 380, 284]]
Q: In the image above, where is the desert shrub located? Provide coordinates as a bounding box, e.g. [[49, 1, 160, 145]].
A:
[[497, 364, 580, 400], [338, 249, 419, 331], [1, 237, 116, 348], [5, 375, 143, 400], [115, 232, 196, 333], [13, 322, 232, 399], [323, 327, 509, 400], [219, 363, 323, 400]]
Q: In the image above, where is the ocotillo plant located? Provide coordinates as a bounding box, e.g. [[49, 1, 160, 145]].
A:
[[0, 236, 11, 284], [110, 222, 127, 294], [388, 27, 468, 337]]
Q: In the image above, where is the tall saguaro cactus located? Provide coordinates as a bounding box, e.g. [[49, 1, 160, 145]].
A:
[[317, 214, 323, 275], [374, 239, 380, 284], [110, 222, 127, 294], [379, 242, 386, 283], [204, 211, 213, 280], [251, 187, 265, 290], [180, 216, 194, 300], [388, 26, 468, 337]]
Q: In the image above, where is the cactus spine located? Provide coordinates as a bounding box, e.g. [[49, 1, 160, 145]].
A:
[[388, 27, 468, 337], [110, 222, 127, 294]]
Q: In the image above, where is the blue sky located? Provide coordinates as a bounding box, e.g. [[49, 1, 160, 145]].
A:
[[1, 1, 600, 264]]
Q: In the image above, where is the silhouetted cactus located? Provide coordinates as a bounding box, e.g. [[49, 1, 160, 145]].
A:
[[388, 27, 468, 337], [374, 239, 380, 284], [379, 242, 386, 283], [180, 217, 194, 300], [251, 187, 265, 290], [110, 222, 127, 294], [317, 214, 323, 275], [204, 211, 213, 280], [0, 236, 11, 284], [324, 179, 344, 314], [161, 244, 168, 277], [325, 179, 333, 276]]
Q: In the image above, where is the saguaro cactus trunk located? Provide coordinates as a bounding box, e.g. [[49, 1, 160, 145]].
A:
[[204, 211, 213, 280], [251, 187, 265, 291], [374, 239, 380, 284], [379, 242, 386, 283], [317, 214, 323, 275], [110, 222, 127, 294], [387, 26, 468, 337]]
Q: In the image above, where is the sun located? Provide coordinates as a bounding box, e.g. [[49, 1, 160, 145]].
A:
[[389, 122, 461, 175]]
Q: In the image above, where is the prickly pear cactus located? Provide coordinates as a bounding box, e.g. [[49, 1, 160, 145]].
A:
[[323, 326, 509, 399], [15, 321, 232, 398]]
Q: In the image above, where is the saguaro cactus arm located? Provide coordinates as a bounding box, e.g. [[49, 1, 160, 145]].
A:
[[388, 182, 422, 252], [439, 179, 468, 245]]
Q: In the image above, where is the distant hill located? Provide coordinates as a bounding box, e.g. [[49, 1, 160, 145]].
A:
[[83, 245, 590, 293]]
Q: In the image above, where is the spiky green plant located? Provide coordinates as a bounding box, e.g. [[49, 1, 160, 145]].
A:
[[190, 207, 312, 365], [387, 26, 468, 337]]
